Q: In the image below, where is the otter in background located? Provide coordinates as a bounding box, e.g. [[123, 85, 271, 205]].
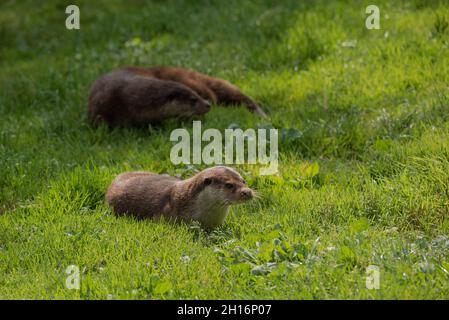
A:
[[88, 68, 211, 127], [88, 66, 267, 127], [106, 166, 255, 229]]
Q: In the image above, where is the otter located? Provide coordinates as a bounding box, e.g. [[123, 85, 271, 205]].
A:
[[88, 68, 211, 127], [88, 66, 267, 127], [106, 166, 255, 229]]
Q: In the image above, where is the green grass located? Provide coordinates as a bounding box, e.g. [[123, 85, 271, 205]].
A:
[[1, 0, 449, 299]]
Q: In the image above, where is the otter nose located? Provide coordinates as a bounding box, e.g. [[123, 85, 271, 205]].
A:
[[240, 189, 253, 199]]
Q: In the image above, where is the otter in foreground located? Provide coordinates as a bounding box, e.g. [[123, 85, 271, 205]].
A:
[[106, 166, 255, 229], [88, 66, 267, 127]]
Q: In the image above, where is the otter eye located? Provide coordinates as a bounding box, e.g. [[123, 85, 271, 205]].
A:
[[225, 183, 234, 190]]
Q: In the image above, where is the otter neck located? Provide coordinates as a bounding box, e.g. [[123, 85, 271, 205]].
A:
[[192, 186, 230, 228], [175, 178, 230, 229]]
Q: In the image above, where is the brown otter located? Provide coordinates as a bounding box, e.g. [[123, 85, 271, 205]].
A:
[[88, 68, 211, 127], [88, 66, 267, 127], [106, 166, 255, 229]]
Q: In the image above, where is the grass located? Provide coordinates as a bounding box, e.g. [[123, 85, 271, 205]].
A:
[[1, 0, 449, 299]]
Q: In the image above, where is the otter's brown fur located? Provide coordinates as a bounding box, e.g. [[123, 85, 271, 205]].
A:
[[88, 67, 267, 127], [106, 166, 254, 229]]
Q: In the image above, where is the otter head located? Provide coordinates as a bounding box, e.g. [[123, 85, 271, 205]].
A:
[[200, 166, 254, 204], [191, 166, 254, 229], [167, 84, 211, 118]]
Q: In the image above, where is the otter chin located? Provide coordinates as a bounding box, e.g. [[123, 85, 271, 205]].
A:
[[106, 166, 255, 229]]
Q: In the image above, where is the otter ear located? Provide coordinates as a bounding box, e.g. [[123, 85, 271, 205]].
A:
[[204, 177, 212, 186]]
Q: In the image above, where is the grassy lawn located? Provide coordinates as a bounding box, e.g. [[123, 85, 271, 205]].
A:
[[1, 0, 449, 299]]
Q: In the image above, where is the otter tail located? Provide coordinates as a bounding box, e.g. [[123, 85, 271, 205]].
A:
[[207, 78, 268, 118]]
